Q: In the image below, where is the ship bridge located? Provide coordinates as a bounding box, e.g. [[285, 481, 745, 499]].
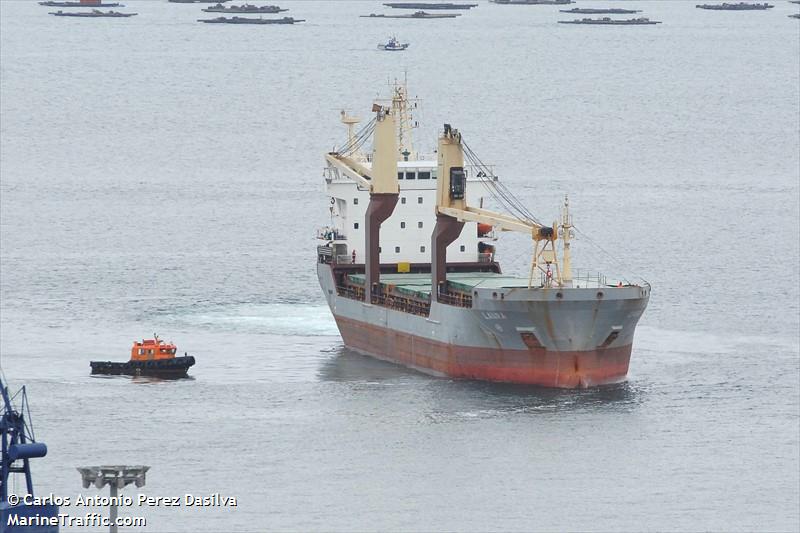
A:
[[322, 159, 497, 265]]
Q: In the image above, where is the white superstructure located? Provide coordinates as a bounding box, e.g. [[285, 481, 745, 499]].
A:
[[322, 161, 493, 264], [319, 81, 495, 265]]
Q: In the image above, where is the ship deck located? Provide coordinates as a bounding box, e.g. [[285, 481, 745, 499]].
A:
[[347, 271, 611, 300]]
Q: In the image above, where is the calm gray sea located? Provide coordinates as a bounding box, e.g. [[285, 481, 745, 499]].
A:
[[1, 0, 799, 531]]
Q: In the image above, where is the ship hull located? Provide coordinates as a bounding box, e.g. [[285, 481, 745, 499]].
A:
[[90, 356, 195, 378], [335, 314, 631, 387], [318, 264, 648, 388]]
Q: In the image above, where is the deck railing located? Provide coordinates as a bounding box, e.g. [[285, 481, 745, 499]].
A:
[[317, 227, 346, 241], [437, 290, 473, 308], [334, 280, 473, 313], [336, 284, 365, 302]]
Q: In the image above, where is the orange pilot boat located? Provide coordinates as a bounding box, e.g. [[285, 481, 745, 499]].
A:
[[90, 335, 196, 378]]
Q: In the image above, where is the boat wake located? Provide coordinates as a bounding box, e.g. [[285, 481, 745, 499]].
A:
[[635, 325, 799, 356], [172, 303, 339, 337]]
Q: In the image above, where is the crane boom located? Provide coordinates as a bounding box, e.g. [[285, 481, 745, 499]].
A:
[[325, 104, 399, 194], [434, 124, 562, 289], [324, 153, 372, 189]]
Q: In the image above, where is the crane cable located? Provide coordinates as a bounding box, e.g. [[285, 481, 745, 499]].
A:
[[336, 116, 377, 157], [461, 139, 545, 227], [462, 140, 539, 225], [454, 136, 646, 283]]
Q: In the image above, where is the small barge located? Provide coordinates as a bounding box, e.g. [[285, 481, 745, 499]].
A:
[[361, 10, 461, 18], [559, 17, 661, 24], [695, 2, 773, 9], [90, 336, 195, 378], [39, 0, 121, 6], [50, 9, 136, 16], [560, 7, 641, 14], [383, 2, 477, 8], [202, 3, 287, 13], [198, 15, 303, 23], [491, 0, 574, 5]]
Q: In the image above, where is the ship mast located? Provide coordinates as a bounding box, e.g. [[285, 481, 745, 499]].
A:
[[559, 195, 573, 284], [391, 80, 416, 160], [373, 77, 419, 161]]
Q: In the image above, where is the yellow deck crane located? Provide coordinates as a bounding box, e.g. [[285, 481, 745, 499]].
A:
[[324, 104, 400, 302], [433, 124, 568, 296]]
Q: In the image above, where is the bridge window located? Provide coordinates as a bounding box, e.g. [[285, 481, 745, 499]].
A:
[[420, 246, 426, 253], [395, 246, 400, 253], [400, 222, 406, 229], [401, 197, 406, 204], [397, 172, 404, 180], [418, 221, 423, 228], [418, 171, 431, 180], [354, 223, 359, 229], [460, 245, 465, 252], [405, 171, 416, 180], [418, 197, 423, 204]]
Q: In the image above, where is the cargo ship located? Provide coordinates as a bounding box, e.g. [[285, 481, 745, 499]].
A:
[[316, 84, 650, 388]]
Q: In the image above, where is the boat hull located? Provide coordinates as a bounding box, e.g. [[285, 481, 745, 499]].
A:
[[335, 314, 631, 387], [90, 355, 195, 378], [198, 17, 303, 23], [318, 264, 648, 388], [559, 20, 660, 24]]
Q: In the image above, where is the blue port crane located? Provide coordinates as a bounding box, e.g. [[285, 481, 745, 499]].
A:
[[1, 375, 48, 504]]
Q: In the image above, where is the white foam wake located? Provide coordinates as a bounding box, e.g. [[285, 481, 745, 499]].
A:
[[178, 303, 339, 336], [635, 325, 799, 355]]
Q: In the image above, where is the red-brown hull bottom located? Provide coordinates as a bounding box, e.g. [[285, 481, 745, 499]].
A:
[[335, 315, 632, 388]]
